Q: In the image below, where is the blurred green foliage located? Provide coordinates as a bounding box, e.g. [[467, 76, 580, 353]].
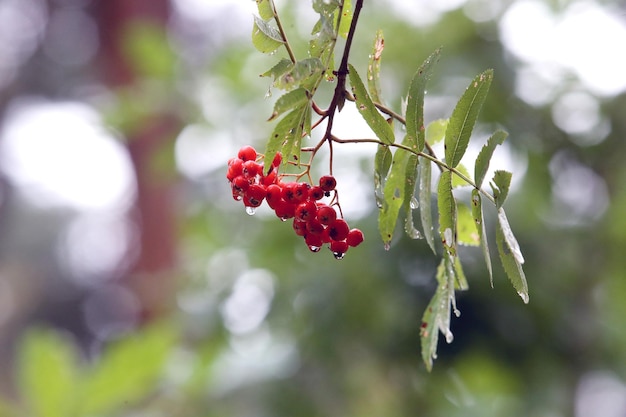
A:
[[3, 1, 626, 416]]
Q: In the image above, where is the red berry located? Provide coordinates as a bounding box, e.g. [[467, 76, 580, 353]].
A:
[[272, 152, 282, 167], [304, 234, 324, 252], [319, 175, 337, 192], [226, 159, 244, 181], [346, 228, 364, 247], [327, 219, 349, 241], [238, 146, 257, 161], [309, 186, 325, 200], [293, 219, 307, 236], [265, 184, 283, 209], [262, 170, 277, 186], [329, 239, 349, 258], [274, 200, 296, 220], [231, 175, 249, 194], [316, 205, 337, 225], [243, 160, 261, 178], [306, 218, 325, 235], [244, 184, 267, 207], [295, 201, 317, 222]]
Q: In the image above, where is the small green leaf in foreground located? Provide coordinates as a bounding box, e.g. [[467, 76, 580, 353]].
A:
[[474, 130, 507, 188], [406, 49, 441, 152], [437, 170, 456, 255], [252, 16, 284, 54], [471, 189, 494, 287], [496, 208, 529, 303]]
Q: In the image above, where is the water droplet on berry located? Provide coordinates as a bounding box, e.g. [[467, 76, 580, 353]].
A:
[[308, 245, 321, 252], [234, 195, 243, 201], [410, 196, 419, 209], [246, 206, 256, 215], [333, 251, 345, 260], [279, 216, 288, 222]]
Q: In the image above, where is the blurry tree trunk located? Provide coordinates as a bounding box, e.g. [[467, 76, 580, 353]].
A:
[[96, 0, 180, 323]]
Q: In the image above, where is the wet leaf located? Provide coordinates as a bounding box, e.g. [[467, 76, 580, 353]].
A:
[[496, 208, 529, 303], [264, 104, 311, 172], [337, 0, 353, 38], [348, 64, 395, 145], [367, 30, 384, 104], [419, 157, 436, 253], [252, 15, 284, 54], [260, 59, 293, 81], [437, 170, 456, 256], [475, 130, 507, 188], [374, 144, 392, 208], [276, 58, 325, 91], [406, 49, 441, 152], [490, 169, 512, 209], [268, 88, 309, 121], [403, 153, 420, 239], [457, 202, 479, 246], [256, 0, 274, 20], [445, 69, 493, 168], [379, 148, 410, 245], [471, 189, 494, 287]]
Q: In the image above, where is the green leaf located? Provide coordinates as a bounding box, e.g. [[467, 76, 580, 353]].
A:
[[490, 169, 512, 209], [403, 153, 421, 239], [313, 0, 340, 14], [419, 157, 436, 253], [406, 49, 441, 152], [367, 30, 384, 104], [256, 0, 274, 20], [471, 189, 494, 287], [420, 253, 459, 371], [348, 64, 395, 145], [374, 144, 392, 208], [474, 130, 508, 188], [260, 59, 293, 81], [19, 328, 80, 417], [444, 69, 493, 168], [426, 118, 447, 145], [453, 254, 469, 290], [457, 202, 479, 246], [264, 104, 311, 172], [451, 163, 472, 188], [437, 170, 456, 256], [379, 148, 411, 245], [77, 322, 177, 416], [496, 208, 529, 303], [268, 88, 310, 121], [276, 58, 325, 91], [252, 15, 284, 54], [337, 0, 353, 38]]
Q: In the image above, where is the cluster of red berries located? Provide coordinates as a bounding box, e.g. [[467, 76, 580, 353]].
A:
[[226, 146, 364, 258]]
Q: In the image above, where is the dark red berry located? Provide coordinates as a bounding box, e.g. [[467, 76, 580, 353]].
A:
[[306, 218, 325, 235], [295, 201, 317, 222], [293, 219, 307, 236], [319, 175, 337, 192], [330, 239, 349, 258], [243, 160, 261, 178], [265, 184, 283, 209], [226, 159, 244, 181], [244, 184, 267, 207], [316, 205, 337, 225], [327, 219, 349, 241], [346, 228, 364, 247], [238, 146, 257, 161], [231, 175, 249, 194], [274, 200, 296, 220], [305, 234, 324, 252], [309, 186, 325, 200]]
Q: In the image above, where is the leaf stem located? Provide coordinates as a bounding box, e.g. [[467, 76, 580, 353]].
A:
[[270, 0, 297, 63]]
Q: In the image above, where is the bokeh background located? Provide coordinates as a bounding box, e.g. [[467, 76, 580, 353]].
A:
[[1, 0, 626, 416]]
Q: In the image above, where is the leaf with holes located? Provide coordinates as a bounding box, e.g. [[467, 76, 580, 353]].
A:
[[349, 64, 395, 145], [264, 104, 311, 172], [445, 69, 493, 168], [367, 29, 385, 104]]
